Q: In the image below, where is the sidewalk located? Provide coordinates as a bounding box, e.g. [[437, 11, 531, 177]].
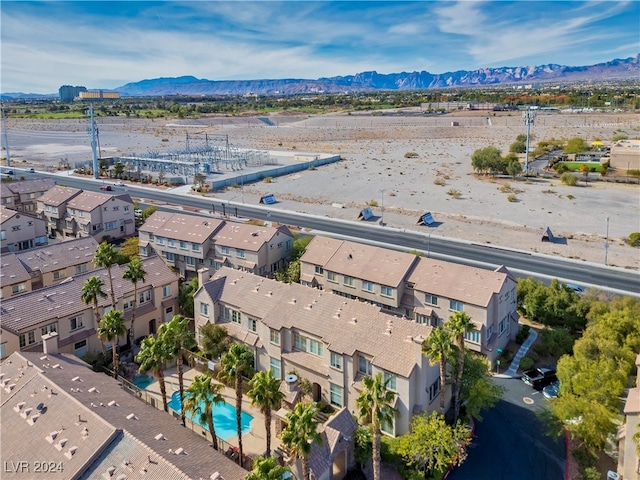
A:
[[495, 329, 538, 378]]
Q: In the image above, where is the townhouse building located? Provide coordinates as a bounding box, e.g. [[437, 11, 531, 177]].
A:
[[299, 236, 518, 366], [62, 190, 135, 242], [36, 184, 82, 238], [0, 256, 179, 361], [0, 252, 32, 299], [0, 177, 56, 213], [138, 210, 293, 278], [194, 267, 442, 436], [0, 206, 48, 253]]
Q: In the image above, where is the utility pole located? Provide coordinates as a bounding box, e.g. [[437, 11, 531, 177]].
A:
[[523, 107, 536, 175], [605, 217, 610, 266], [1, 104, 11, 167], [379, 189, 385, 226], [89, 104, 98, 179]]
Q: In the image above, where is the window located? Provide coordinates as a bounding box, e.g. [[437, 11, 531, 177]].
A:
[[139, 246, 148, 257], [428, 377, 441, 403], [180, 241, 187, 249], [362, 281, 374, 292], [315, 266, 324, 275], [200, 302, 209, 316], [327, 272, 336, 282], [294, 333, 307, 351], [19, 334, 26, 348], [0, 343, 6, 359], [270, 357, 281, 380], [225, 308, 241, 324], [309, 339, 323, 357], [28, 331, 36, 345], [343, 276, 354, 287], [221, 246, 230, 255], [487, 324, 494, 340], [286, 240, 293, 250], [381, 285, 393, 297], [499, 315, 509, 336], [41, 323, 57, 336], [79, 211, 84, 217], [168, 239, 175, 247], [383, 372, 397, 391], [70, 316, 84, 331], [156, 237, 164, 245], [139, 289, 151, 304], [123, 296, 134, 309], [248, 318, 257, 332], [329, 384, 343, 407], [270, 329, 280, 345], [163, 285, 171, 297], [164, 251, 175, 261], [381, 417, 394, 435], [237, 249, 245, 258], [52, 269, 65, 281], [192, 243, 200, 252], [105, 221, 117, 231], [113, 206, 119, 211], [358, 355, 372, 375], [12, 225, 21, 231], [330, 351, 343, 370], [75, 264, 87, 274], [124, 206, 130, 212], [0, 230, 5, 240], [425, 294, 438, 306], [186, 256, 195, 266], [12, 283, 26, 294], [449, 300, 464, 312], [464, 329, 481, 343]]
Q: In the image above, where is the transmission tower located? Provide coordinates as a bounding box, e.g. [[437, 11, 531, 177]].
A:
[[523, 107, 536, 175]]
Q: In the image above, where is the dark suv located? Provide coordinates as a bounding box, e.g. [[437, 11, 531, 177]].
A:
[[522, 366, 557, 390]]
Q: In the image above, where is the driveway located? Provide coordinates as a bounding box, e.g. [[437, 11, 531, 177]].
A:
[[449, 376, 565, 480]]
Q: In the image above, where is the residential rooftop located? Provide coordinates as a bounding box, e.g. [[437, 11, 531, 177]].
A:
[[139, 211, 225, 243], [66, 191, 132, 212], [0, 251, 31, 285], [0, 177, 56, 196], [37, 185, 82, 206], [14, 236, 98, 275]]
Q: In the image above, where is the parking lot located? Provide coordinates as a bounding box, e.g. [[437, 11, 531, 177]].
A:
[[449, 376, 565, 480]]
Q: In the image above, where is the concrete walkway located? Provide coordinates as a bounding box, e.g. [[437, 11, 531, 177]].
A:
[[497, 329, 538, 378]]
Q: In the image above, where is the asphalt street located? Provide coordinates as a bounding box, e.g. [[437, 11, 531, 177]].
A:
[[449, 376, 565, 480]]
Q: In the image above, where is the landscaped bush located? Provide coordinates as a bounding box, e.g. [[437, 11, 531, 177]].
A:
[[263, 176, 273, 183], [560, 172, 578, 186], [516, 325, 531, 345], [627, 232, 640, 247], [519, 356, 535, 371], [533, 327, 575, 358]]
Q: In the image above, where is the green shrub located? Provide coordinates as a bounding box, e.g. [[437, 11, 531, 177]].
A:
[[263, 176, 273, 183], [507, 194, 518, 202], [404, 152, 419, 158], [519, 356, 535, 371], [627, 232, 640, 247], [560, 172, 578, 186], [516, 325, 531, 344], [367, 200, 379, 207], [566, 194, 575, 200], [554, 163, 569, 174]]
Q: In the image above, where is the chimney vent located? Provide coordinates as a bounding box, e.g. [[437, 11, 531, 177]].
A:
[[42, 332, 59, 355], [284, 374, 298, 393]]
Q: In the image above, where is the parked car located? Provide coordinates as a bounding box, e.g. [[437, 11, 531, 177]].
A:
[[564, 283, 584, 294], [4, 169, 14, 175], [100, 184, 112, 191], [543, 380, 560, 399], [522, 365, 557, 390]]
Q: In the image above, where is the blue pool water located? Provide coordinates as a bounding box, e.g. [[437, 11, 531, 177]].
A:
[[132, 375, 154, 390], [168, 391, 253, 441]]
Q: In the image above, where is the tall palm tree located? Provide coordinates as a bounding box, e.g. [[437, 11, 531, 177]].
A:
[[136, 334, 171, 412], [183, 374, 224, 450], [447, 311, 475, 422], [94, 241, 118, 308], [160, 315, 196, 426], [356, 373, 397, 480], [218, 343, 255, 465], [97, 309, 127, 378], [247, 369, 284, 456], [246, 455, 292, 480], [422, 325, 455, 414], [80, 275, 107, 330], [122, 256, 146, 346], [281, 402, 322, 480]]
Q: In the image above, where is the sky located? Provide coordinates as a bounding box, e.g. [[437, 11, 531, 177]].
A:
[[1, 1, 638, 94]]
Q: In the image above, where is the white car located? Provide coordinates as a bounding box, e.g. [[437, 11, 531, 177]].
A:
[[114, 181, 125, 187]]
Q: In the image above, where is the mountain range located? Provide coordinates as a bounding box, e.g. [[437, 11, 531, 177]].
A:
[[3, 55, 639, 99]]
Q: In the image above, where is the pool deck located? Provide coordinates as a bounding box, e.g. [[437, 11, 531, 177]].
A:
[[143, 366, 280, 459]]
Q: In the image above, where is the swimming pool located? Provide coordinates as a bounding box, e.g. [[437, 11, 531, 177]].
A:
[[132, 375, 154, 390], [168, 391, 253, 441]]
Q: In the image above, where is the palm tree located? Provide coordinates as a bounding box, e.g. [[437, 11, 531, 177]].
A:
[[94, 241, 118, 308], [447, 311, 475, 422], [356, 373, 397, 480], [136, 334, 171, 412], [122, 257, 146, 346], [80, 275, 107, 330], [218, 343, 255, 465], [160, 315, 196, 426], [246, 455, 291, 480], [247, 369, 284, 456], [183, 374, 224, 450], [281, 402, 322, 480], [97, 309, 127, 378], [422, 325, 455, 414]]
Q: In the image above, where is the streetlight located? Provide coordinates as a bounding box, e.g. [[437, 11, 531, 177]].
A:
[[426, 224, 440, 258], [379, 189, 385, 226], [605, 217, 610, 266], [523, 107, 536, 176]]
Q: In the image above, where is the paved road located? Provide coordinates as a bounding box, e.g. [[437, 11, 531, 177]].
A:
[[449, 377, 565, 480], [27, 171, 640, 296]]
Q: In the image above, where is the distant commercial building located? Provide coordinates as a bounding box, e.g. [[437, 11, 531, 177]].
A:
[[609, 139, 640, 172], [58, 85, 87, 102], [78, 90, 120, 100]]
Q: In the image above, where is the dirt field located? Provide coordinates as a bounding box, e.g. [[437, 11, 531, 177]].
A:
[[5, 110, 640, 271]]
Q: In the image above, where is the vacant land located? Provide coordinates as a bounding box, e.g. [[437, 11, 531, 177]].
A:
[[5, 110, 639, 270]]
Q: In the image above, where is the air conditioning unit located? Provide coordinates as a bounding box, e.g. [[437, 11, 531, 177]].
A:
[[606, 471, 619, 480]]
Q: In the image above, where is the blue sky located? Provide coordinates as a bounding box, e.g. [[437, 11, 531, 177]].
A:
[[1, 1, 638, 93]]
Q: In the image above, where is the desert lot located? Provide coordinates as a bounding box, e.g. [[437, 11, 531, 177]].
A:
[[5, 110, 640, 270]]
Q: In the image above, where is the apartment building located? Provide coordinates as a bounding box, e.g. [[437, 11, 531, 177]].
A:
[[1, 348, 247, 480], [62, 190, 135, 242], [36, 184, 82, 237], [194, 267, 441, 436], [0, 178, 56, 213], [0, 256, 179, 360], [139, 210, 293, 278], [0, 252, 32, 299], [0, 206, 48, 253], [299, 236, 518, 366]]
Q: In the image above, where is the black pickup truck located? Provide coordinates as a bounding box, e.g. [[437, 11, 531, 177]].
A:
[[522, 366, 557, 390]]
